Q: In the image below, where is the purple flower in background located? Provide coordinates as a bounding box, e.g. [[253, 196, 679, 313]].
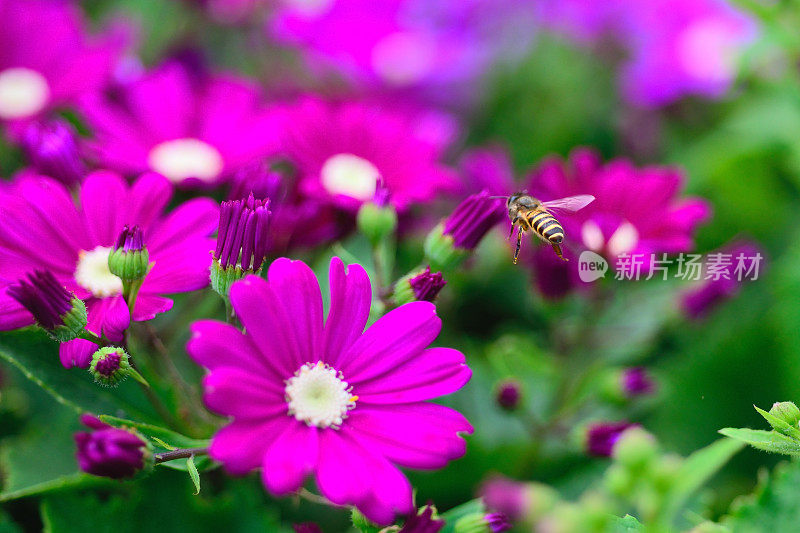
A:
[[681, 241, 764, 319], [187, 257, 472, 525], [495, 380, 521, 411], [621, 367, 656, 397], [527, 148, 711, 270], [459, 146, 516, 196], [585, 421, 637, 457], [536, 0, 758, 107], [74, 415, 148, 479], [20, 119, 86, 186], [479, 476, 529, 522], [485, 513, 512, 533], [79, 60, 282, 186], [269, 0, 537, 107], [0, 0, 125, 129], [279, 97, 458, 210], [0, 171, 218, 368]]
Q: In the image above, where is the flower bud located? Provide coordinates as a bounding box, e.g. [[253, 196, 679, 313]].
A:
[[89, 346, 142, 387], [399, 504, 444, 532], [212, 194, 271, 299], [74, 414, 150, 479], [357, 187, 397, 246], [453, 512, 511, 533], [425, 192, 504, 269], [7, 270, 87, 342], [21, 119, 85, 186], [393, 266, 446, 305], [601, 367, 656, 403], [495, 380, 521, 411], [769, 402, 800, 428], [585, 421, 638, 457], [612, 427, 658, 469], [108, 225, 149, 282]]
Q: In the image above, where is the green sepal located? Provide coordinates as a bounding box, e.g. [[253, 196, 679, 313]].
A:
[[108, 248, 150, 281], [423, 223, 468, 271], [47, 298, 87, 342], [210, 258, 256, 300]]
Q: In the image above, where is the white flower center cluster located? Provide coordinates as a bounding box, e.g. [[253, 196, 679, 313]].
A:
[[74, 246, 123, 298], [0, 68, 50, 120], [148, 138, 224, 183], [285, 361, 357, 429], [581, 220, 639, 257], [320, 153, 380, 201]]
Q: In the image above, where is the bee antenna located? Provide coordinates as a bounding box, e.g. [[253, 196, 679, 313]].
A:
[[488, 195, 508, 199]]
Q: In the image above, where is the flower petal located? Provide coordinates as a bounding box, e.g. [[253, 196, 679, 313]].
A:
[[209, 418, 285, 475], [147, 198, 219, 254], [340, 301, 440, 384], [131, 294, 173, 322], [0, 290, 33, 330], [187, 319, 284, 378], [355, 347, 471, 404], [86, 295, 130, 342], [261, 421, 318, 495], [202, 367, 285, 419], [323, 257, 372, 367], [347, 403, 472, 469], [81, 170, 129, 246], [127, 172, 173, 229], [60, 338, 96, 369]]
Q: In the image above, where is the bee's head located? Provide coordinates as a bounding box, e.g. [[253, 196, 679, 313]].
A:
[[507, 192, 523, 207]]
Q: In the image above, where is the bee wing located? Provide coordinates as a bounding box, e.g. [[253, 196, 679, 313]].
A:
[[541, 194, 595, 214]]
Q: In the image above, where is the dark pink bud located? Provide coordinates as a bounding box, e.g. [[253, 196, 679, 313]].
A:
[[586, 421, 638, 457], [74, 415, 147, 479], [443, 191, 505, 250], [409, 266, 446, 302], [621, 367, 655, 397], [216, 194, 271, 271], [495, 380, 521, 411]]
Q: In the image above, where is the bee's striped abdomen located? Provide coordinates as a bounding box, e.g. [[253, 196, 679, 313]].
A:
[[527, 211, 564, 244]]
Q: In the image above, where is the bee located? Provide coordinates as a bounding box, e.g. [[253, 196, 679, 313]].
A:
[[498, 193, 595, 264]]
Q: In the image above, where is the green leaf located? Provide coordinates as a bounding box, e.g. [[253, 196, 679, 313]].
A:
[[0, 473, 113, 503], [657, 438, 745, 525], [97, 415, 209, 450], [719, 428, 800, 456], [754, 406, 800, 439], [723, 460, 800, 532], [607, 514, 644, 532], [186, 456, 200, 495]]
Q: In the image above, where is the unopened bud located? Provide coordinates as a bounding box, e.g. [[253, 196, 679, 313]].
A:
[[7, 270, 87, 342], [495, 380, 522, 411], [74, 414, 151, 479], [612, 427, 658, 469], [454, 512, 512, 533], [769, 402, 800, 428], [392, 265, 446, 305], [357, 196, 397, 246], [108, 225, 149, 281], [89, 347, 147, 387]]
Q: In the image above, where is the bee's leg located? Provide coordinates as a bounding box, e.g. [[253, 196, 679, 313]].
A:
[[552, 243, 568, 262], [507, 219, 517, 240], [513, 230, 524, 265]]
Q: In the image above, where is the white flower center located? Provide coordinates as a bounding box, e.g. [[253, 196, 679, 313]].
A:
[[677, 19, 740, 84], [607, 221, 639, 257], [148, 138, 224, 183], [320, 153, 380, 201], [74, 246, 123, 298], [372, 32, 435, 86], [0, 68, 50, 120], [285, 361, 357, 429]]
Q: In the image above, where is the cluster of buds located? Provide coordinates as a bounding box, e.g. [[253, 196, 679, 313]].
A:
[[211, 194, 271, 300], [7, 270, 87, 342], [424, 192, 505, 270], [74, 415, 151, 479], [392, 265, 447, 306]]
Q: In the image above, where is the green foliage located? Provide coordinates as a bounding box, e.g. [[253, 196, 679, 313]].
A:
[[722, 460, 800, 532]]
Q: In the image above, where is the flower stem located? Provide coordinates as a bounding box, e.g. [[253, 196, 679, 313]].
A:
[[124, 278, 143, 316], [154, 447, 209, 464], [136, 379, 190, 434]]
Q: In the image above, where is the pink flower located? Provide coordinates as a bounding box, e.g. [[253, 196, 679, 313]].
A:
[[526, 148, 711, 270], [0, 171, 218, 368], [269, 0, 537, 108], [187, 257, 473, 524], [278, 97, 458, 210], [0, 0, 125, 129], [79, 60, 282, 186]]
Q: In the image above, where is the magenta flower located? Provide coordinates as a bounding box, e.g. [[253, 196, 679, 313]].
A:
[[0, 171, 218, 368], [621, 367, 656, 397], [479, 476, 530, 522], [79, 60, 282, 186], [21, 119, 86, 186], [75, 414, 148, 479], [187, 257, 472, 524], [526, 148, 711, 269], [459, 146, 516, 196], [536, 0, 757, 107], [0, 0, 125, 128], [269, 0, 537, 107], [278, 97, 458, 210]]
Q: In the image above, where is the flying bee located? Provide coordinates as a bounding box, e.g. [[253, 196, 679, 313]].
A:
[[494, 193, 595, 264]]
